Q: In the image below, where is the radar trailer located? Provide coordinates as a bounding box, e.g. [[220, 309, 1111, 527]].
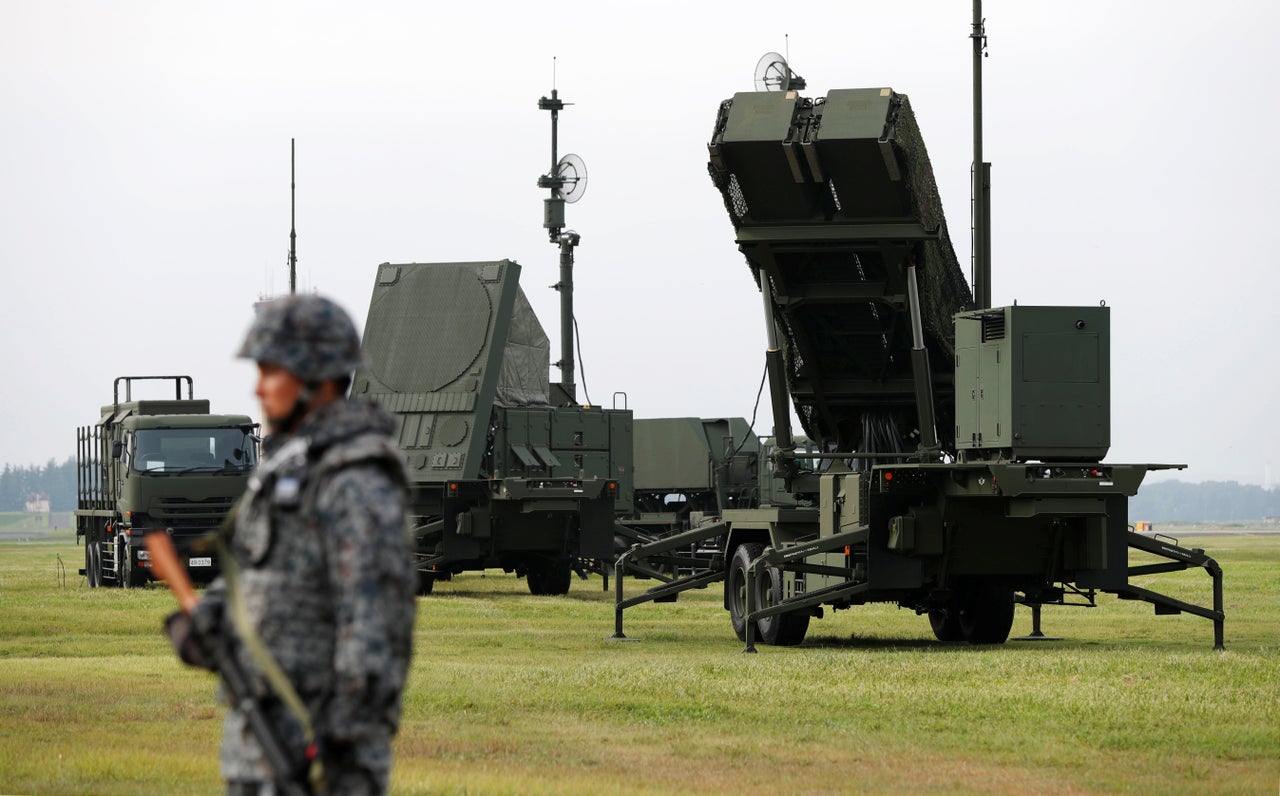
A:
[[611, 43, 1224, 649], [354, 260, 632, 595]]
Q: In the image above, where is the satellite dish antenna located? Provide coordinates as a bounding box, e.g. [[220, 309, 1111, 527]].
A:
[[753, 51, 806, 92], [555, 153, 588, 203]]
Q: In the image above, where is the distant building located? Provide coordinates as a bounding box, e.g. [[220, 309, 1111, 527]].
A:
[[24, 494, 49, 515]]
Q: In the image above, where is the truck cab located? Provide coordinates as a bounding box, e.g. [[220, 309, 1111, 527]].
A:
[[76, 376, 258, 587]]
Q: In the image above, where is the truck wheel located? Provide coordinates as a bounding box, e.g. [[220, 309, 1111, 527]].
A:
[[958, 586, 1015, 644], [126, 547, 149, 587], [91, 540, 101, 588], [84, 543, 96, 588], [755, 563, 810, 646], [726, 542, 764, 642], [118, 542, 133, 589]]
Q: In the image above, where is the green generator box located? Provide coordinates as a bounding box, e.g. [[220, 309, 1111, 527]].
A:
[[954, 305, 1110, 462]]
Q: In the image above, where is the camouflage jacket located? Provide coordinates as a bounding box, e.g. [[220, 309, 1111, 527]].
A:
[[193, 397, 415, 783]]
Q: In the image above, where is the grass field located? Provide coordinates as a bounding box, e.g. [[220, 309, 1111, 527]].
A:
[[0, 529, 1276, 795]]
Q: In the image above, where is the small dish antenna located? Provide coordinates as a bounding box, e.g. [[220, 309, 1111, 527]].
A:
[[753, 51, 805, 92], [555, 153, 588, 203]]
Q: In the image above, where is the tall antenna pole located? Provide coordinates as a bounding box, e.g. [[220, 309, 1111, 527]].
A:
[[971, 2, 991, 309], [538, 59, 564, 244], [538, 65, 585, 404], [289, 138, 297, 295]]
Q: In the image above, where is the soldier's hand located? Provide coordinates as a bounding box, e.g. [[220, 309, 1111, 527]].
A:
[[164, 610, 218, 671]]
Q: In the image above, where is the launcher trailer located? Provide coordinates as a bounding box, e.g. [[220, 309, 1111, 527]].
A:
[[612, 78, 1224, 650]]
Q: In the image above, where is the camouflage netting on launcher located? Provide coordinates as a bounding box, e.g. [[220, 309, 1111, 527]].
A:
[[891, 94, 974, 355]]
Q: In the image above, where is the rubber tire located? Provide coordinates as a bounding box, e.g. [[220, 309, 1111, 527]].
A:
[[959, 586, 1016, 644], [84, 542, 96, 589], [546, 559, 573, 595], [86, 540, 101, 589], [726, 542, 764, 642], [929, 604, 965, 642], [416, 571, 436, 595], [755, 563, 810, 646], [118, 541, 132, 589], [527, 557, 572, 596]]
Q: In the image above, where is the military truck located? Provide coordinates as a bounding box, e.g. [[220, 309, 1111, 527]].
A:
[[75, 376, 258, 587], [354, 260, 632, 595], [612, 74, 1225, 649]]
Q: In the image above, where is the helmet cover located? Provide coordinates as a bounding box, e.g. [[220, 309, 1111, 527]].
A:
[[237, 294, 364, 383]]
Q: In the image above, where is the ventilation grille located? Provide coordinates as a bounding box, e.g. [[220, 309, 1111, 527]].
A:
[[981, 311, 1006, 342]]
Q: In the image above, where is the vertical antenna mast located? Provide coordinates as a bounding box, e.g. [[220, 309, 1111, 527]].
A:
[[971, 2, 992, 309], [289, 138, 297, 295], [537, 60, 589, 404], [538, 59, 565, 242]]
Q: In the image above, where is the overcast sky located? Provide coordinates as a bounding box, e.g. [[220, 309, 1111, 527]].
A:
[[2, 1, 1276, 486]]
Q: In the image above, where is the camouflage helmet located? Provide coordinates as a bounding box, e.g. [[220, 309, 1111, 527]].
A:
[[237, 294, 364, 383]]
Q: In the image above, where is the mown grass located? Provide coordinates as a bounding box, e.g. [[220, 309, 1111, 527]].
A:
[[0, 530, 1275, 794]]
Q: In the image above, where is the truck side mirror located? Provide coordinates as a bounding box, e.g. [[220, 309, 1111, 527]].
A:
[[112, 440, 124, 460]]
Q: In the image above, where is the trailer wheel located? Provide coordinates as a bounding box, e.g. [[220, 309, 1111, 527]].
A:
[[726, 542, 764, 641], [958, 586, 1015, 644], [527, 557, 572, 596], [928, 605, 965, 642], [755, 563, 810, 646], [546, 558, 572, 595], [416, 571, 435, 595]]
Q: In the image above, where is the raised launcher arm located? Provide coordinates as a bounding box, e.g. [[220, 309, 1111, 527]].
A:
[[707, 88, 973, 462]]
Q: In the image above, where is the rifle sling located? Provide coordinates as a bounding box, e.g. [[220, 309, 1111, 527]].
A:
[[218, 511, 326, 793]]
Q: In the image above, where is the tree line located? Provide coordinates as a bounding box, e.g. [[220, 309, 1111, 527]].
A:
[[1130, 480, 1280, 523], [1, 459, 1277, 522], [0, 458, 77, 512]]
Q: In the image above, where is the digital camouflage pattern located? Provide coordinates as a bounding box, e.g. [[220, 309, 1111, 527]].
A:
[[238, 294, 366, 384], [191, 397, 415, 794]]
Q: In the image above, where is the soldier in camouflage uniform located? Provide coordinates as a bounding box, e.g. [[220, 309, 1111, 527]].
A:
[[167, 294, 416, 795]]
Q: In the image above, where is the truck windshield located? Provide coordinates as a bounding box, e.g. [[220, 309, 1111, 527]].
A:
[[132, 428, 258, 473]]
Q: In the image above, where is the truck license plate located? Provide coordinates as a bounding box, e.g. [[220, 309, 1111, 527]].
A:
[[189, 557, 212, 568]]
